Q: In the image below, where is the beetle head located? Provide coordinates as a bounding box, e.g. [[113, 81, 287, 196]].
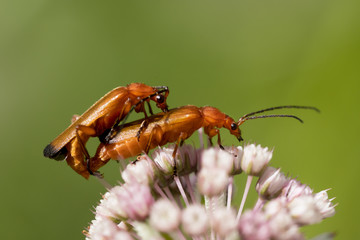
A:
[[224, 116, 243, 142]]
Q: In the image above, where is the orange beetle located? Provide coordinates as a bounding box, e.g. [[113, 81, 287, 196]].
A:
[[43, 83, 169, 178], [88, 105, 318, 175]]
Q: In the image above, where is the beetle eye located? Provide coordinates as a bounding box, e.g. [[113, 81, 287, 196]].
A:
[[231, 123, 237, 130], [156, 94, 164, 103]]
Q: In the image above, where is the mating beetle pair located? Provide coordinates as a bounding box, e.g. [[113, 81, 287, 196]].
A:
[[43, 83, 318, 179]]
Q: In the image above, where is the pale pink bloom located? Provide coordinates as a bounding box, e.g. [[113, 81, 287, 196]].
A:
[[288, 195, 322, 225], [314, 190, 336, 219], [122, 159, 155, 185], [86, 217, 133, 240], [256, 167, 289, 200], [152, 146, 176, 177], [201, 148, 234, 174], [211, 207, 237, 238], [197, 167, 228, 197], [274, 225, 303, 240], [268, 209, 303, 240], [181, 204, 209, 236], [238, 210, 272, 240], [241, 144, 272, 176], [152, 145, 199, 178], [149, 199, 181, 232], [95, 187, 127, 219], [225, 145, 243, 175], [263, 198, 287, 218], [117, 183, 154, 221], [86, 145, 336, 240], [282, 179, 313, 201], [176, 144, 200, 175]]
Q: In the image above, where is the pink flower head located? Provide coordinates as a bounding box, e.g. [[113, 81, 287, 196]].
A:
[[282, 179, 313, 201], [211, 207, 238, 238], [197, 167, 228, 197], [288, 195, 322, 225], [225, 145, 243, 175], [122, 158, 155, 185], [241, 144, 273, 176], [86, 216, 133, 240], [149, 199, 181, 232], [181, 204, 209, 236], [256, 167, 289, 200], [238, 210, 272, 240], [201, 147, 234, 174], [95, 187, 127, 220], [117, 183, 154, 221], [314, 190, 336, 219]]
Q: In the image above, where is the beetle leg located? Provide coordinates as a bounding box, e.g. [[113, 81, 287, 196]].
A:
[[144, 124, 163, 154], [136, 119, 149, 141], [65, 152, 90, 179], [217, 132, 225, 150], [135, 101, 155, 141], [87, 144, 111, 176], [103, 99, 133, 143], [146, 101, 154, 115], [204, 126, 223, 149], [172, 132, 187, 176], [74, 125, 103, 177], [65, 131, 91, 179]]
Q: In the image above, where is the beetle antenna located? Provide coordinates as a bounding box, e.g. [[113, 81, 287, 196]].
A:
[[238, 114, 303, 126], [241, 105, 319, 119]]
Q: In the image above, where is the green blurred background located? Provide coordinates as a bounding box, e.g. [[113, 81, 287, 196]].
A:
[[1, 0, 359, 239]]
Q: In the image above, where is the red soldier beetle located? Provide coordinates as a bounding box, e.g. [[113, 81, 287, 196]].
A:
[[43, 83, 170, 179], [88, 105, 318, 176]]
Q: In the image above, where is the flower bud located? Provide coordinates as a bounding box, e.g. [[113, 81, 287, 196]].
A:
[[225, 145, 243, 175], [150, 198, 181, 232], [263, 198, 286, 218], [201, 148, 234, 174], [181, 204, 209, 236], [281, 179, 313, 201], [122, 158, 155, 185], [177, 144, 200, 175], [211, 207, 237, 238], [86, 217, 134, 240], [152, 147, 176, 177], [314, 190, 336, 219], [117, 183, 154, 221], [256, 167, 289, 200], [241, 144, 272, 176], [238, 210, 272, 240], [198, 168, 228, 197], [95, 187, 127, 220], [288, 195, 322, 225]]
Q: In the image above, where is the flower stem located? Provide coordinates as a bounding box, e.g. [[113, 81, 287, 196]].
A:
[[236, 175, 253, 221], [227, 177, 233, 210], [174, 176, 189, 206], [184, 174, 196, 203]]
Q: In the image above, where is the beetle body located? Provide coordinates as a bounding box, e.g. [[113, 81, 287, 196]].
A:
[[89, 105, 241, 173], [43, 83, 169, 178]]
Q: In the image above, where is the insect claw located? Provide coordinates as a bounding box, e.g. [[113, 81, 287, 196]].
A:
[[92, 171, 104, 179], [172, 167, 178, 177]]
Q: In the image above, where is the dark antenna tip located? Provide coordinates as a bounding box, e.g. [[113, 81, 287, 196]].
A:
[[242, 105, 320, 119], [238, 114, 304, 126]]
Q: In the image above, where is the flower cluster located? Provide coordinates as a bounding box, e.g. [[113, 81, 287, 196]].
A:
[[84, 143, 336, 240]]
